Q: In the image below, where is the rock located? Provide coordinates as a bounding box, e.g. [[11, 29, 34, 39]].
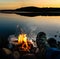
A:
[[13, 51, 20, 59], [2, 48, 12, 55]]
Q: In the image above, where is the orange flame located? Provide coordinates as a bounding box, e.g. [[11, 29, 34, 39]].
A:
[[18, 34, 32, 51], [18, 34, 27, 44]]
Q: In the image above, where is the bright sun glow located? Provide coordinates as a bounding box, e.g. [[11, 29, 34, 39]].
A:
[[0, 0, 60, 9]]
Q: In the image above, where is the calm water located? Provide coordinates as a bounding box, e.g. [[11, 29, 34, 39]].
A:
[[0, 13, 60, 41]]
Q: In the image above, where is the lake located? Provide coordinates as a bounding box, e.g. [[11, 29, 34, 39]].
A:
[[0, 13, 60, 41]]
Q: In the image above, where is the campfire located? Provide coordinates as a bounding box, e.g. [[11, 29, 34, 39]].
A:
[[18, 33, 33, 52], [7, 33, 37, 56]]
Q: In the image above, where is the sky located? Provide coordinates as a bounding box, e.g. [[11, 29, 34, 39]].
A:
[[0, 0, 60, 9]]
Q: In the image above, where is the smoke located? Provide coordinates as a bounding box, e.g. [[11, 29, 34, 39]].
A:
[[7, 24, 39, 48], [15, 24, 39, 40], [8, 35, 18, 44], [8, 35, 18, 48]]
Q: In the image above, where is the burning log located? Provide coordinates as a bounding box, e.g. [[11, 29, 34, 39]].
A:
[[17, 33, 34, 52]]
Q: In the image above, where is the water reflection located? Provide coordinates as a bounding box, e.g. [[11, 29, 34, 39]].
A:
[[0, 13, 60, 41], [16, 13, 41, 17]]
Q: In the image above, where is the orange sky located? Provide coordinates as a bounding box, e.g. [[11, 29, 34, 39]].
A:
[[0, 0, 60, 9]]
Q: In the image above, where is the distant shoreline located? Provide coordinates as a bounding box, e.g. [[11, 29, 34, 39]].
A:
[[0, 6, 60, 16]]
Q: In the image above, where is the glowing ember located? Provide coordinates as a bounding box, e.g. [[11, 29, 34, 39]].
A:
[[18, 33, 32, 51]]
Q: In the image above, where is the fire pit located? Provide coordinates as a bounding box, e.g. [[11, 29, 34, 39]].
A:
[[8, 33, 36, 53], [4, 33, 38, 59], [1, 33, 39, 59]]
